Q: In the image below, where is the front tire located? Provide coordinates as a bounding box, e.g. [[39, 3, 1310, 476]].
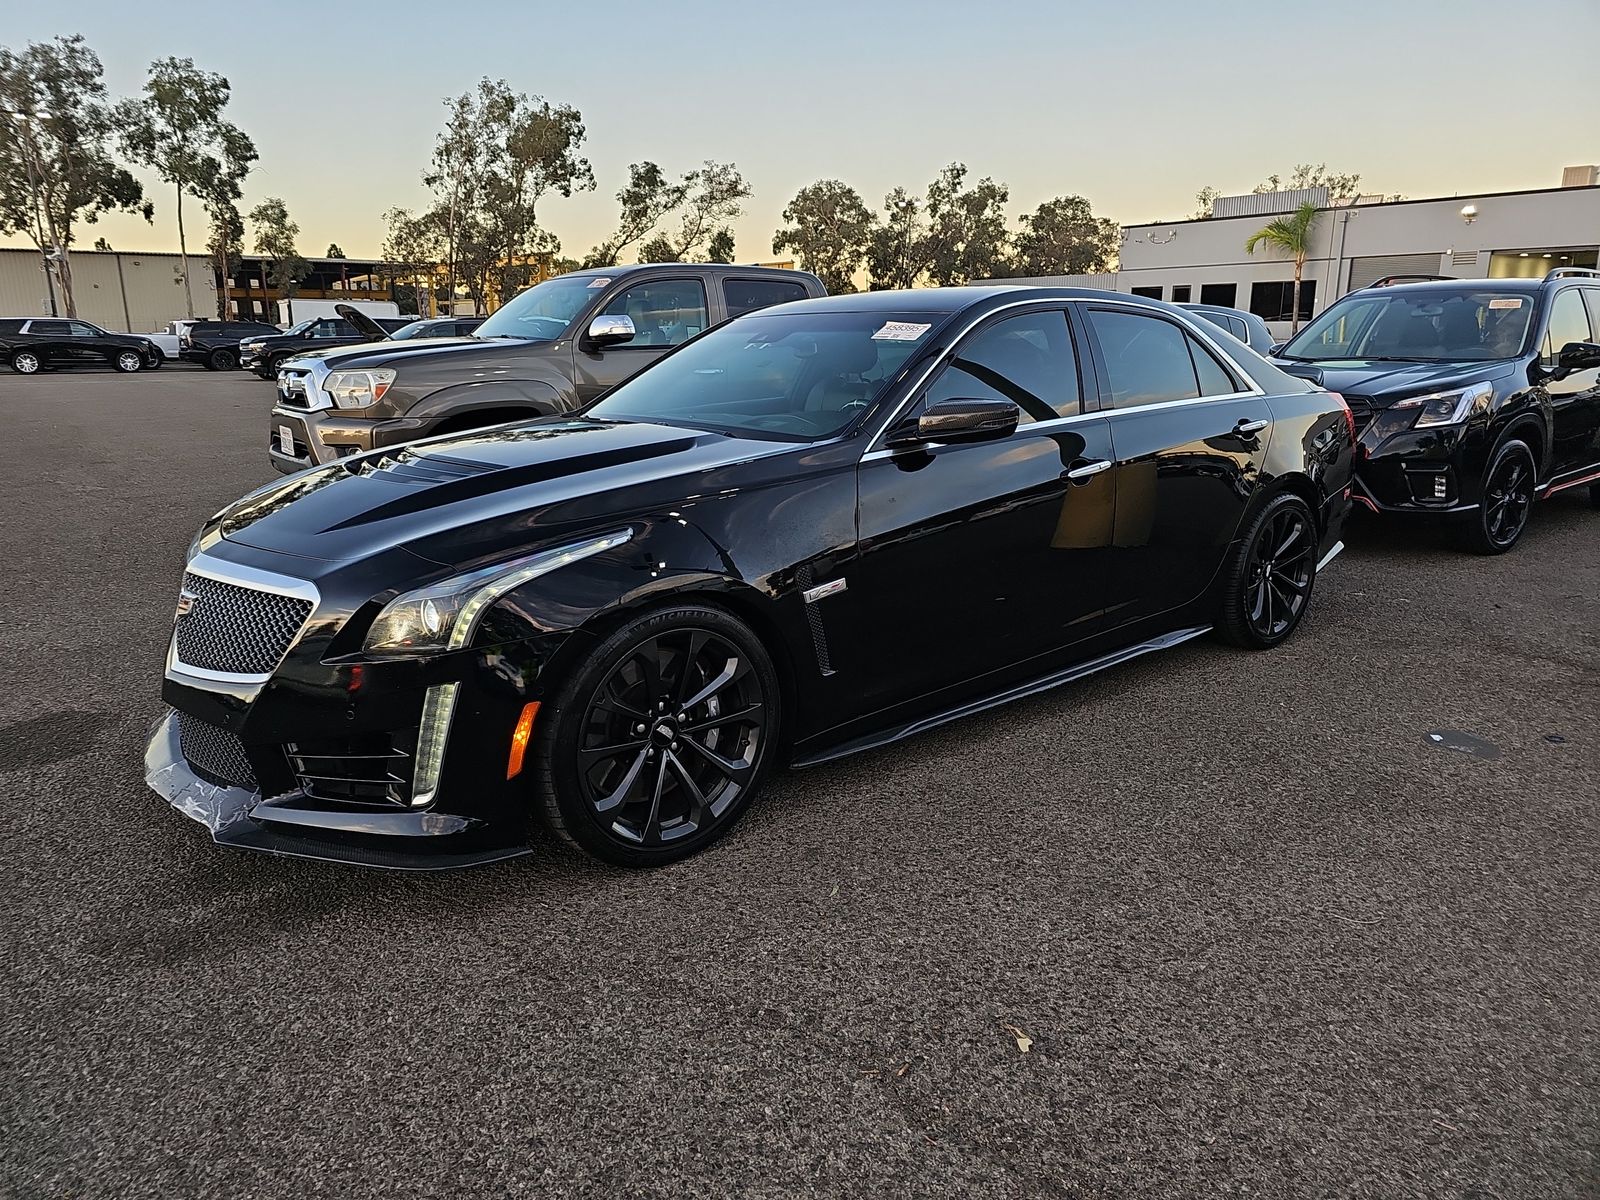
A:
[[10, 351, 41, 375], [1216, 492, 1319, 649], [208, 347, 238, 371], [114, 350, 143, 373], [1458, 438, 1536, 555], [532, 604, 780, 867]]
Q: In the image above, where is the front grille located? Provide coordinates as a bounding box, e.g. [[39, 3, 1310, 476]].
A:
[[277, 370, 312, 409], [176, 710, 258, 789], [1344, 395, 1376, 434], [286, 729, 416, 806], [174, 572, 312, 676]]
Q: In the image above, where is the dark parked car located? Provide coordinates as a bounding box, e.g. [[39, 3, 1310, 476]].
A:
[[387, 316, 484, 340], [180, 319, 282, 371], [0, 317, 160, 374], [1271, 268, 1600, 553], [240, 315, 411, 378], [267, 264, 826, 473], [149, 287, 1354, 870], [1180, 303, 1277, 355]]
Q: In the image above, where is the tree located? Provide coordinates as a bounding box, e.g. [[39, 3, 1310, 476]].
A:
[[117, 57, 255, 317], [866, 186, 928, 290], [249, 196, 309, 318], [382, 206, 447, 317], [0, 35, 152, 316], [921, 163, 1011, 286], [1244, 201, 1320, 334], [771, 179, 874, 293], [1007, 195, 1119, 277], [704, 227, 734, 263], [636, 233, 676, 264], [654, 160, 751, 262], [583, 161, 688, 267], [1193, 186, 1221, 220], [326, 242, 345, 258], [205, 199, 243, 318], [1254, 163, 1362, 203]]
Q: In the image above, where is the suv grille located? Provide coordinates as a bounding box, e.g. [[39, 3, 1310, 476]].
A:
[[176, 710, 258, 789], [174, 572, 312, 676], [277, 370, 312, 408], [1344, 395, 1376, 434]]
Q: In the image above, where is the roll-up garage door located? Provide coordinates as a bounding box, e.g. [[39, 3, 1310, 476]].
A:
[[1347, 253, 1446, 290]]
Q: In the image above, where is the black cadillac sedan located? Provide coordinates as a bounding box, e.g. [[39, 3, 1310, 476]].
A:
[[147, 287, 1355, 869]]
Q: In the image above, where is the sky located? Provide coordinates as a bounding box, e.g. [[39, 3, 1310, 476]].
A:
[[6, 0, 1599, 263]]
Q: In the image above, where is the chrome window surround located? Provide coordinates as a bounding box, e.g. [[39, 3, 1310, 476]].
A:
[[862, 296, 1268, 460], [167, 552, 321, 688]]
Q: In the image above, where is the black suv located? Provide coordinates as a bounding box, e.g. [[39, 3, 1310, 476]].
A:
[[268, 264, 825, 473], [1271, 269, 1600, 553], [179, 320, 281, 371], [241, 315, 411, 378], [0, 318, 160, 374]]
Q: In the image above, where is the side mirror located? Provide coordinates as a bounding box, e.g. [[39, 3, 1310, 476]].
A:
[[1556, 341, 1600, 375], [886, 398, 1020, 448], [586, 314, 635, 348], [1268, 342, 1286, 357]]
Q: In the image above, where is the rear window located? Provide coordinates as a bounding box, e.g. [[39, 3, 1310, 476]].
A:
[[723, 278, 810, 318], [0, 319, 23, 335]]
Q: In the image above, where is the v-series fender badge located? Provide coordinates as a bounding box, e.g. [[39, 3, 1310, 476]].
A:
[[802, 578, 847, 604]]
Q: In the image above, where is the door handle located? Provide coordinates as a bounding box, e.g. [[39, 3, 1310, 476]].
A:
[[1065, 458, 1113, 481], [1233, 418, 1269, 435]]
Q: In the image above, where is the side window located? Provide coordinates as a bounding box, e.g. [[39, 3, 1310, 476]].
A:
[[1170, 285, 1192, 303], [1086, 308, 1202, 409], [68, 322, 100, 337], [723, 278, 809, 318], [1543, 289, 1593, 366], [1585, 291, 1600, 344], [1199, 283, 1237, 307], [1189, 333, 1241, 395], [603, 279, 708, 347], [30, 320, 72, 336], [1130, 286, 1163, 300], [926, 309, 1080, 423]]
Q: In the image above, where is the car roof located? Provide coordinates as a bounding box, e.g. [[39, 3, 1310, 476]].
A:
[[1357, 277, 1546, 295], [772, 285, 1183, 317], [558, 263, 823, 284]]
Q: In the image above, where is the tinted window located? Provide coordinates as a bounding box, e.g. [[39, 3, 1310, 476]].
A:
[[603, 279, 708, 347], [68, 322, 100, 337], [927, 310, 1080, 422], [30, 320, 71, 335], [1087, 309, 1203, 409], [1170, 285, 1192, 303], [1250, 280, 1317, 322], [1584, 290, 1600, 342], [588, 309, 937, 441], [0, 319, 22, 335], [1199, 283, 1237, 307], [723, 278, 809, 317], [1190, 335, 1240, 394], [1543, 289, 1593, 366], [1130, 286, 1163, 300]]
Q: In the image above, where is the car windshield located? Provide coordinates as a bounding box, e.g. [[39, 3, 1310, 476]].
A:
[[1282, 289, 1535, 362], [587, 309, 944, 441], [390, 321, 439, 340], [474, 275, 608, 340], [283, 319, 316, 336]]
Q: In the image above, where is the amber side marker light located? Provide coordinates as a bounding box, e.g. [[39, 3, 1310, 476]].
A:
[[507, 701, 541, 780]]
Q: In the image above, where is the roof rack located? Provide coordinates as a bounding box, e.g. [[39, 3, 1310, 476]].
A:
[[1364, 274, 1455, 288], [1546, 266, 1600, 280]]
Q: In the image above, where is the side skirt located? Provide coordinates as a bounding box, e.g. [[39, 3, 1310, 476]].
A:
[[792, 625, 1213, 769]]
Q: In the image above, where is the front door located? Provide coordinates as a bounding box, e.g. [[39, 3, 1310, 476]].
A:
[[840, 306, 1121, 713], [573, 277, 710, 404], [1079, 304, 1273, 621]]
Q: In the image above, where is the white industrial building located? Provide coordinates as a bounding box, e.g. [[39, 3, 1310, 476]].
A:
[[1014, 167, 1600, 333], [0, 248, 216, 334]]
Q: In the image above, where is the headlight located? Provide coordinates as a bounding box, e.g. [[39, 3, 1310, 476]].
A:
[[243, 341, 263, 352], [362, 529, 634, 657], [325, 368, 397, 409], [1393, 381, 1492, 428], [185, 525, 205, 562]]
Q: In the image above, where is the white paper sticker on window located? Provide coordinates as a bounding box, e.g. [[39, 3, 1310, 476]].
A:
[[872, 321, 932, 342], [588, 278, 611, 288], [1488, 298, 1523, 309]]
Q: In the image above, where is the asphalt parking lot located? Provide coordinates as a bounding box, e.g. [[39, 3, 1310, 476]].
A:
[[3, 368, 1597, 1199]]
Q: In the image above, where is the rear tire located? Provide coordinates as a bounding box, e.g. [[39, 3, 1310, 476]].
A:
[[10, 351, 41, 375], [1457, 438, 1535, 555], [532, 604, 780, 867], [208, 347, 238, 371], [1216, 492, 1319, 649]]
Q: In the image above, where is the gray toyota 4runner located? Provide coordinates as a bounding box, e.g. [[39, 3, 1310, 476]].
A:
[[268, 263, 826, 473]]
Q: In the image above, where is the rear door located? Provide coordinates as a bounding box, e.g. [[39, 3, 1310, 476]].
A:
[[573, 277, 709, 403], [1541, 287, 1600, 474], [1079, 303, 1273, 620], [25, 319, 73, 365]]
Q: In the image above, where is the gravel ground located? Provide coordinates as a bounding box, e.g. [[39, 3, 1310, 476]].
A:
[[2, 369, 1597, 1199]]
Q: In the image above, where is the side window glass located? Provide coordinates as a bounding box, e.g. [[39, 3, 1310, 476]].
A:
[[926, 310, 1080, 423], [31, 320, 71, 336], [1087, 309, 1200, 409], [1188, 333, 1240, 395], [68, 322, 99, 337], [1543, 289, 1593, 366], [603, 279, 709, 347], [723, 278, 809, 317]]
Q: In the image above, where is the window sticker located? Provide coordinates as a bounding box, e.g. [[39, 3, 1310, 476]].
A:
[[1488, 298, 1523, 309], [588, 278, 611, 288], [872, 321, 932, 342]]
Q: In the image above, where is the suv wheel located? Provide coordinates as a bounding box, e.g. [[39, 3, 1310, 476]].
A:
[[10, 351, 41, 375], [1216, 491, 1319, 649], [114, 350, 144, 373], [1459, 438, 1536, 555], [208, 347, 238, 371], [532, 605, 780, 867]]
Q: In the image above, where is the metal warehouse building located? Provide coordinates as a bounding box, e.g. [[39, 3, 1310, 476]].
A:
[[0, 249, 217, 335]]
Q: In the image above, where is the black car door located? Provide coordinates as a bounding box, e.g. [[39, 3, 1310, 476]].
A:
[[1540, 287, 1600, 474], [26, 319, 74, 365], [573, 277, 710, 403], [1078, 303, 1273, 621], [68, 321, 110, 365], [842, 305, 1119, 710]]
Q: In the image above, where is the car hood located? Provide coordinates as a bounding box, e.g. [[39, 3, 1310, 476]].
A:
[[335, 303, 394, 342], [285, 336, 535, 372], [1270, 357, 1516, 404], [219, 418, 796, 567]]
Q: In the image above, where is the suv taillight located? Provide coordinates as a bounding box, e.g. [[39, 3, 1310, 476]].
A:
[[1328, 392, 1355, 444]]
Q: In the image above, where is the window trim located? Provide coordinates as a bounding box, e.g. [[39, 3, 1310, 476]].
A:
[[721, 276, 811, 320], [595, 276, 711, 351]]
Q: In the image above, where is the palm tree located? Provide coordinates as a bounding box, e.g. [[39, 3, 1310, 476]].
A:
[[1244, 201, 1320, 334]]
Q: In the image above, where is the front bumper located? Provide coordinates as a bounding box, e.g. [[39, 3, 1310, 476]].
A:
[[270, 406, 438, 474], [1350, 416, 1491, 516]]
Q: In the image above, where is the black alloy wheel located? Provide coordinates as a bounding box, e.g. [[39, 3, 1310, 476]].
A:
[[534, 605, 778, 866], [114, 349, 144, 373], [1460, 439, 1536, 555], [10, 351, 41, 375], [148, 350, 164, 370], [208, 347, 238, 371], [1217, 491, 1319, 649]]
